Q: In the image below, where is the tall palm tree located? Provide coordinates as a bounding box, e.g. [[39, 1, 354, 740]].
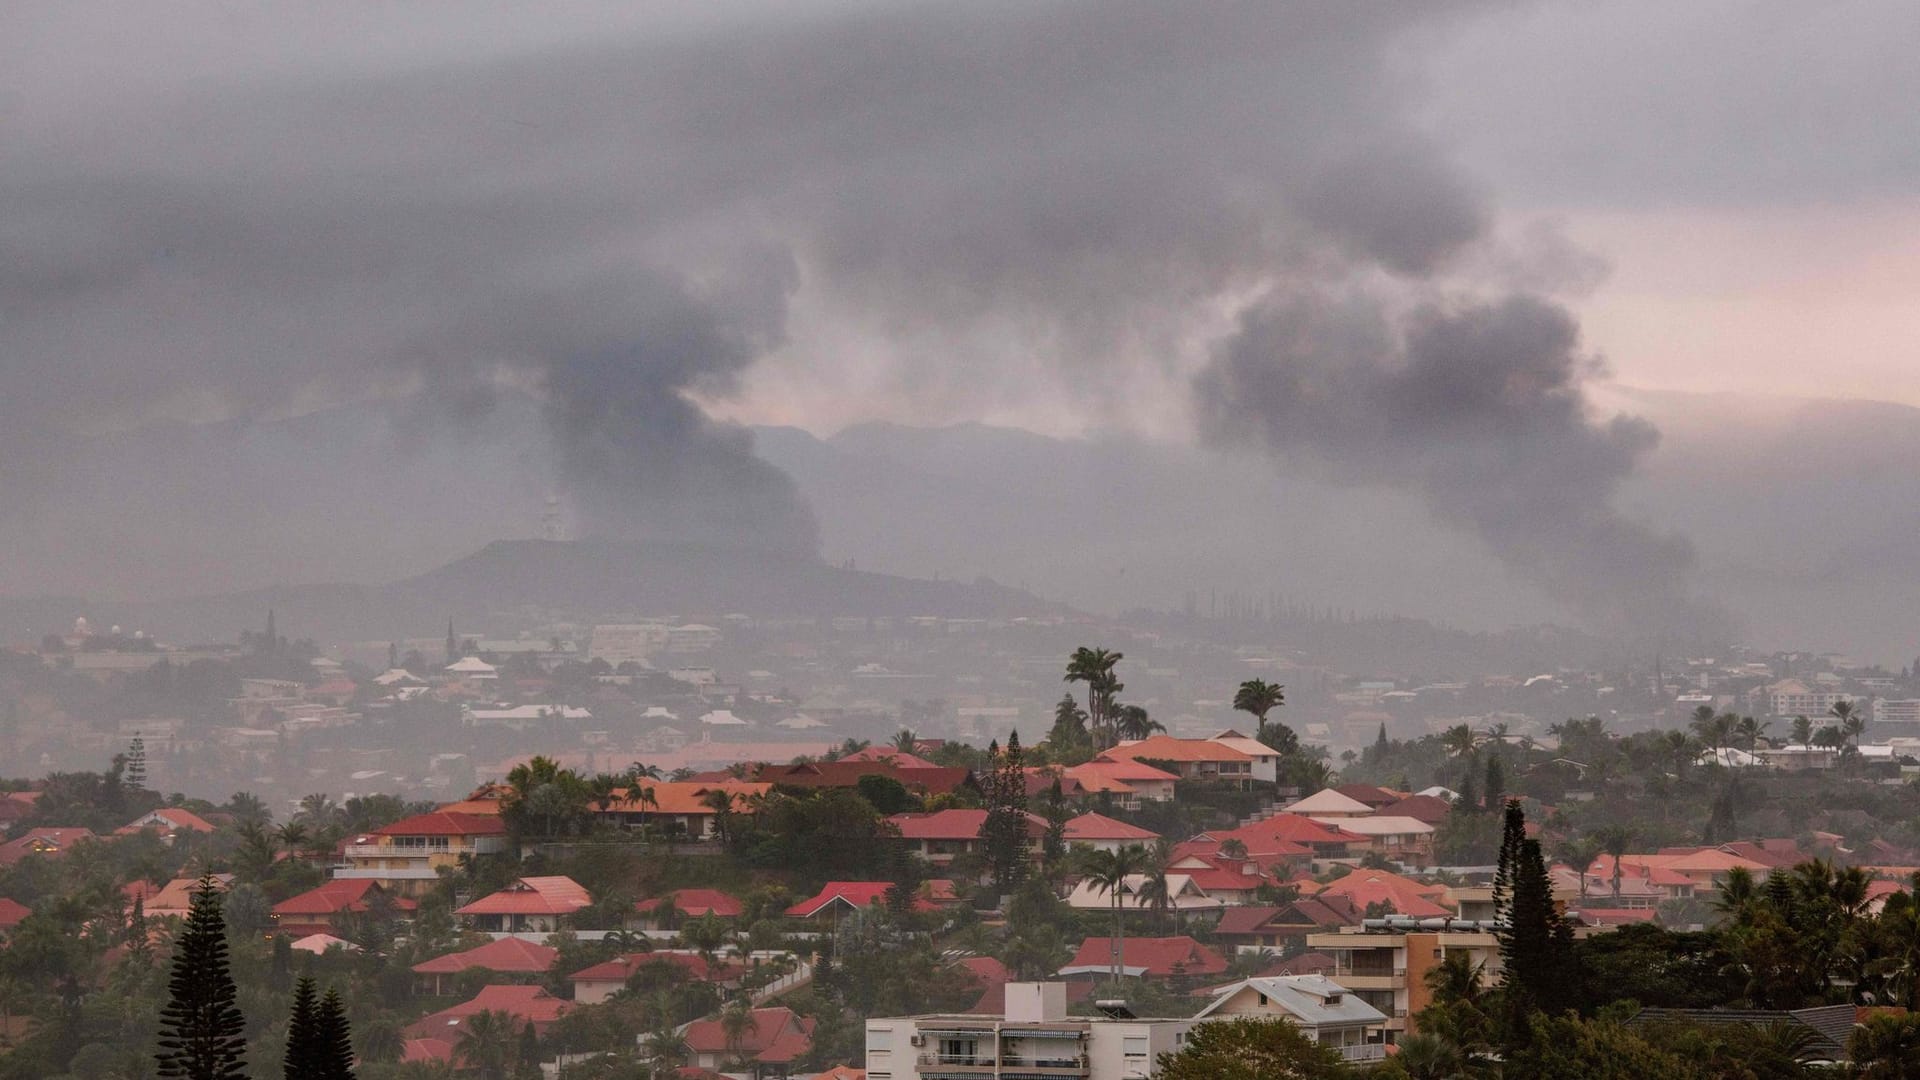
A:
[[1736, 715, 1770, 750], [296, 792, 341, 827], [457, 1010, 519, 1080], [1232, 680, 1295, 754], [1137, 839, 1176, 931], [1065, 647, 1124, 747], [891, 729, 919, 754], [1790, 714, 1813, 745], [626, 761, 663, 783], [1083, 844, 1146, 986], [642, 1026, 691, 1072], [1441, 725, 1480, 759], [700, 789, 738, 844], [1712, 866, 1760, 927], [719, 1000, 759, 1065], [1113, 705, 1164, 743], [1592, 826, 1635, 902], [1830, 699, 1867, 748]]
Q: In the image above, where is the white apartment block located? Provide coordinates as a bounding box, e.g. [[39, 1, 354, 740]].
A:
[[866, 983, 1192, 1080], [1874, 700, 1920, 725]]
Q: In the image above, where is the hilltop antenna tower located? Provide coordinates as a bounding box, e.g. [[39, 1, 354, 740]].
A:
[[541, 494, 568, 541]]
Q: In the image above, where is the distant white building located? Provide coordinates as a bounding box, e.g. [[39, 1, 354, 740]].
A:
[[867, 982, 1194, 1080], [463, 704, 592, 730], [444, 657, 498, 680], [588, 624, 670, 666]]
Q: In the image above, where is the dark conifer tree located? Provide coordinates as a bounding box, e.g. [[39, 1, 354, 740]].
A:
[[155, 873, 248, 1080], [284, 977, 319, 1079], [517, 1019, 541, 1074], [314, 987, 356, 1080], [1494, 801, 1574, 1036], [1484, 754, 1507, 812], [983, 732, 1030, 893]]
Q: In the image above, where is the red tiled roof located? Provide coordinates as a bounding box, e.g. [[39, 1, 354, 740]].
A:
[[371, 811, 506, 838], [403, 1038, 456, 1064], [117, 808, 216, 835], [784, 881, 934, 917], [839, 746, 938, 769], [682, 1007, 815, 1062], [1212, 814, 1361, 851], [568, 951, 745, 985], [1063, 936, 1227, 978], [0, 827, 95, 866], [888, 809, 1045, 841], [756, 761, 973, 796], [1375, 795, 1453, 825], [1333, 784, 1404, 808], [1213, 906, 1284, 935], [405, 985, 572, 1040], [412, 936, 558, 975], [1063, 813, 1159, 843], [634, 888, 743, 918], [457, 876, 592, 917], [1317, 871, 1451, 918], [0, 897, 29, 928], [1099, 736, 1251, 764], [273, 879, 416, 918]]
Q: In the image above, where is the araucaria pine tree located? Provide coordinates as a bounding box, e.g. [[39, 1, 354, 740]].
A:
[[285, 977, 320, 1079], [1493, 799, 1575, 1028], [155, 872, 248, 1080], [982, 733, 1031, 893], [314, 987, 356, 1080]]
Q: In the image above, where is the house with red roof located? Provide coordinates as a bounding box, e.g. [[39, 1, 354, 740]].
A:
[[1161, 852, 1273, 905], [596, 781, 772, 839], [272, 879, 415, 937], [1060, 936, 1227, 982], [0, 827, 95, 867], [1315, 870, 1452, 919], [1064, 872, 1228, 915], [838, 745, 939, 769], [1099, 735, 1258, 785], [632, 888, 744, 930], [784, 881, 934, 920], [568, 951, 748, 1005], [1061, 759, 1178, 808], [680, 1005, 815, 1076], [131, 874, 233, 920], [338, 811, 508, 897], [1375, 794, 1453, 826], [457, 876, 592, 933], [1061, 812, 1159, 853], [404, 984, 572, 1041], [756, 760, 975, 798], [1212, 897, 1363, 955], [0, 897, 29, 938], [411, 937, 558, 995], [887, 809, 1045, 867], [115, 807, 216, 843], [1205, 814, 1361, 859]]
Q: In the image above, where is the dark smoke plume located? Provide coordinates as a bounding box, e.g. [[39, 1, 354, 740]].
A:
[[0, 2, 1720, 623], [1195, 291, 1723, 635]]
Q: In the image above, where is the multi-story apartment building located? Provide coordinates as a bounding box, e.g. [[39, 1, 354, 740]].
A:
[[866, 982, 1193, 1080], [1305, 921, 1503, 1041], [334, 811, 508, 896]]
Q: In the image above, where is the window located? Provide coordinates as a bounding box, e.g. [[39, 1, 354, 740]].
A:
[[869, 1028, 892, 1052], [1123, 1036, 1149, 1057]]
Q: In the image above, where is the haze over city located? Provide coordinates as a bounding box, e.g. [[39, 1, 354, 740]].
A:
[[3, 4, 1920, 1080]]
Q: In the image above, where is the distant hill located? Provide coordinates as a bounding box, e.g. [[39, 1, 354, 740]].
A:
[[0, 539, 1057, 644]]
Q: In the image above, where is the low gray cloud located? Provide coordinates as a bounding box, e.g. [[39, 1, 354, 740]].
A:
[[0, 1, 1771, 626]]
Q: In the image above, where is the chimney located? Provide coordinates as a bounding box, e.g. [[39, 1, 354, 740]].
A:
[[1004, 982, 1068, 1023]]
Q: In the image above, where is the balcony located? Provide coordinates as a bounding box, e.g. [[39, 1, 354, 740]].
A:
[[1338, 1045, 1388, 1063]]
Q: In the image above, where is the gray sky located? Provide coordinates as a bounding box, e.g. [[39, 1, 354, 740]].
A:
[[3, 1, 1916, 634]]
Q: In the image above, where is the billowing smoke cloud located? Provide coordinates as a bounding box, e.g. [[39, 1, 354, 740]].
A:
[[0, 1, 1720, 623], [1195, 292, 1722, 635]]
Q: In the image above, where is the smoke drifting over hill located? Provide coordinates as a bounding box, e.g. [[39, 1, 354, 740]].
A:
[[0, 2, 1716, 625]]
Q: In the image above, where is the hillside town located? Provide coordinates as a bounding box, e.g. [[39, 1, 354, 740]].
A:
[[8, 619, 1920, 1077]]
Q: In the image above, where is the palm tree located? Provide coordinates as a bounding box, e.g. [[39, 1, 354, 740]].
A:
[[1558, 837, 1604, 904], [296, 792, 341, 827], [1113, 704, 1164, 743], [275, 821, 310, 856], [457, 1010, 519, 1080], [625, 761, 663, 783], [1392, 1032, 1470, 1080], [1592, 826, 1635, 902], [1790, 714, 1813, 745], [1084, 845, 1148, 986], [1137, 839, 1176, 931], [1831, 699, 1867, 748], [1424, 951, 1486, 1008], [1232, 680, 1296, 754], [1712, 866, 1760, 927], [1736, 715, 1770, 750], [1441, 725, 1480, 759], [700, 789, 738, 845], [642, 1025, 691, 1071], [891, 729, 919, 754], [1065, 647, 1124, 747], [719, 1000, 759, 1065], [359, 1017, 406, 1064]]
